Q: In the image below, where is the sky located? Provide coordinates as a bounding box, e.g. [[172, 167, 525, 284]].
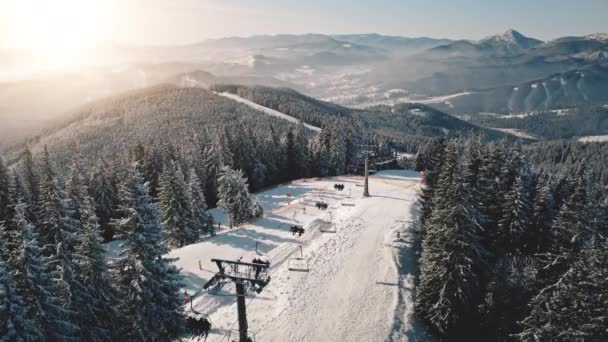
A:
[[1, 0, 608, 48]]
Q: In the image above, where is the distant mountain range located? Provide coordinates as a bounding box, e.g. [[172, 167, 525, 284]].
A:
[[1, 29, 608, 148]]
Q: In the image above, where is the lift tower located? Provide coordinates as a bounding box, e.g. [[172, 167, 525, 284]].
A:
[[359, 145, 377, 197], [203, 259, 271, 342]]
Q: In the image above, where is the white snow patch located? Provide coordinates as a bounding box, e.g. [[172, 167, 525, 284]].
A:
[[218, 92, 321, 132], [578, 135, 608, 143], [585, 33, 608, 42], [490, 127, 537, 140], [342, 43, 352, 48], [409, 108, 428, 117], [295, 66, 315, 75]]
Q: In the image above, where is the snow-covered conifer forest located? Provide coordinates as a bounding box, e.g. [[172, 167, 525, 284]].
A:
[[1, 23, 608, 342]]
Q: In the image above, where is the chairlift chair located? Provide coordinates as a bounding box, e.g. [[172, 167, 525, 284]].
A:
[[288, 246, 310, 272], [319, 222, 337, 233]]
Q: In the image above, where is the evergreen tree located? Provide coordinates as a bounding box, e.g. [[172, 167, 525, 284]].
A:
[[143, 147, 164, 199], [498, 174, 533, 255], [0, 257, 41, 341], [73, 192, 117, 341], [417, 143, 487, 338], [37, 146, 81, 337], [113, 168, 185, 341], [158, 160, 196, 248], [530, 179, 555, 253], [14, 202, 78, 340], [189, 170, 214, 236], [217, 167, 254, 226], [517, 244, 608, 342], [550, 169, 589, 268], [19, 146, 40, 209], [0, 158, 9, 224], [286, 128, 298, 180], [92, 159, 118, 242]]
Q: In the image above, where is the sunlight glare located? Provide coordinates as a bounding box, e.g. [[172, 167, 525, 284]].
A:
[[9, 0, 110, 50]]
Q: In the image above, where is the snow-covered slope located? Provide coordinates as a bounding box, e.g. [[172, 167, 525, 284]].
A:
[[218, 92, 321, 132], [169, 170, 427, 341]]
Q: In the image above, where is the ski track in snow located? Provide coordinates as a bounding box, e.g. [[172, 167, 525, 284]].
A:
[[170, 171, 425, 341], [542, 82, 552, 108], [576, 74, 589, 101], [218, 92, 321, 132]]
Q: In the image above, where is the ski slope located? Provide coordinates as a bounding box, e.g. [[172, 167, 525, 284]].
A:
[[169, 170, 427, 341], [218, 92, 322, 132]]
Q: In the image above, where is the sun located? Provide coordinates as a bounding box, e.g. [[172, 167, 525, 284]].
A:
[[5, 0, 110, 50]]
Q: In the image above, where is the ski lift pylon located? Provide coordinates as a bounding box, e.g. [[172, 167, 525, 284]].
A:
[[288, 245, 310, 272]]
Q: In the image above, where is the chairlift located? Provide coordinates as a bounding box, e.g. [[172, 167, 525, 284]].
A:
[[288, 246, 310, 272], [184, 292, 213, 341], [319, 221, 337, 233], [319, 213, 337, 233]]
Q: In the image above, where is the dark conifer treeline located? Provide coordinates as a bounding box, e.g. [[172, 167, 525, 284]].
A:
[[415, 138, 608, 341]]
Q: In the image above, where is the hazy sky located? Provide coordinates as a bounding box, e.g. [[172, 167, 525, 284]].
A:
[[1, 0, 608, 48]]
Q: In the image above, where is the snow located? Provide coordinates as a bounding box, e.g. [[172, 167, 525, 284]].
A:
[[409, 108, 428, 117], [489, 127, 537, 140], [217, 92, 321, 132], [578, 135, 608, 143], [169, 171, 427, 341], [585, 33, 608, 42], [295, 66, 315, 75]]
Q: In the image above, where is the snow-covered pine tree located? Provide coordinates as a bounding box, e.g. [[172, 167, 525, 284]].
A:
[[67, 157, 86, 222], [113, 167, 185, 341], [329, 120, 347, 175], [19, 146, 40, 211], [250, 195, 264, 219], [530, 178, 555, 253], [286, 128, 298, 180], [497, 174, 533, 255], [72, 191, 118, 341], [476, 142, 507, 256], [38, 146, 75, 251], [415, 138, 445, 227], [317, 140, 331, 178], [344, 118, 362, 174], [295, 123, 310, 177], [551, 168, 589, 266], [416, 142, 486, 338], [516, 243, 608, 342], [0, 171, 31, 274], [0, 257, 40, 341], [92, 159, 118, 242], [143, 147, 164, 198], [189, 170, 214, 236], [37, 146, 80, 337], [0, 157, 9, 224], [158, 160, 196, 248], [217, 166, 254, 226], [14, 202, 79, 340]]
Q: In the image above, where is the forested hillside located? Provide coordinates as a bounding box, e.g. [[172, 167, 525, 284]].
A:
[[415, 137, 608, 341], [467, 105, 608, 140], [211, 84, 516, 141]]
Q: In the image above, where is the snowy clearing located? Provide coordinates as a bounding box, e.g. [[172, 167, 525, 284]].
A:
[[578, 135, 608, 143], [218, 92, 321, 132], [488, 127, 537, 140], [168, 170, 427, 341]]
